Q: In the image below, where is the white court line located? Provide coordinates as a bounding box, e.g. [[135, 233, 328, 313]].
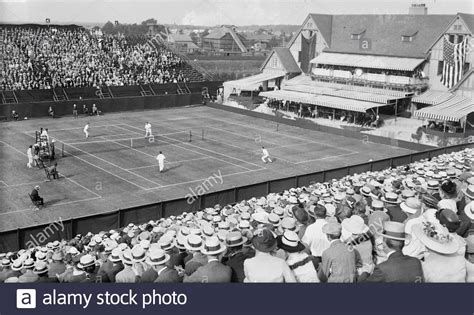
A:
[[0, 140, 27, 156], [59, 132, 139, 143], [58, 172, 102, 198], [24, 124, 128, 134], [2, 180, 46, 188], [119, 123, 260, 172], [202, 125, 282, 146], [0, 196, 102, 216], [126, 156, 210, 171], [0, 180, 8, 187], [195, 113, 357, 154], [145, 168, 264, 191], [23, 133, 152, 190], [295, 152, 360, 164]]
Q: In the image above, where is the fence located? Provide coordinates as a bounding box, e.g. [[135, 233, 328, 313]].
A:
[[0, 142, 472, 252]]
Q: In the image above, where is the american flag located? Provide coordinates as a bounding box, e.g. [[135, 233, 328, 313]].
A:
[[440, 35, 470, 88]]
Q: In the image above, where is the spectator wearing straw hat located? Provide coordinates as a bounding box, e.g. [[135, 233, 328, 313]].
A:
[[0, 258, 15, 282], [97, 248, 124, 283], [382, 192, 405, 223], [222, 231, 250, 283], [34, 261, 58, 283], [318, 221, 360, 283], [184, 234, 207, 276], [115, 248, 137, 283], [359, 221, 423, 283], [79, 254, 99, 283], [184, 236, 231, 283], [341, 215, 373, 269], [277, 231, 319, 283], [48, 251, 66, 279], [18, 258, 38, 283], [6, 259, 23, 282], [145, 247, 180, 283], [413, 220, 465, 282], [244, 229, 296, 283]]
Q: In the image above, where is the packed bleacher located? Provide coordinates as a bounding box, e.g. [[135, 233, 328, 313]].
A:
[[0, 148, 472, 283], [0, 25, 203, 91]]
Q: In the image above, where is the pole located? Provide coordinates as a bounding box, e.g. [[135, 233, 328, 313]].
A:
[[443, 120, 446, 133], [62, 143, 65, 157], [189, 130, 192, 142], [202, 129, 204, 141]]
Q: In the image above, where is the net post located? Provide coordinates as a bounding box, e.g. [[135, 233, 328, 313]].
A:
[[202, 129, 204, 141], [130, 138, 133, 148], [61, 143, 65, 157], [189, 130, 192, 142]]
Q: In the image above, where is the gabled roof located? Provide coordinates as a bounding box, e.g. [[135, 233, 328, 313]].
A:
[[308, 14, 333, 47], [260, 47, 302, 74], [458, 13, 474, 34], [325, 15, 453, 58], [204, 28, 227, 39]]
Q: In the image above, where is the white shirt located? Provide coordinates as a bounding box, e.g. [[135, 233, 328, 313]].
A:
[[156, 154, 165, 163], [244, 252, 296, 283], [84, 125, 89, 132], [27, 148, 33, 158], [301, 218, 330, 257], [262, 148, 269, 156], [145, 123, 151, 131]]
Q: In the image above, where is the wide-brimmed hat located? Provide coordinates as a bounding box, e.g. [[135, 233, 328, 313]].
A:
[[267, 213, 281, 226], [109, 248, 122, 263], [184, 234, 203, 251], [33, 261, 48, 274], [400, 197, 422, 214], [381, 221, 408, 241], [238, 220, 251, 230], [464, 202, 474, 220], [201, 236, 226, 256], [413, 223, 459, 255], [341, 215, 369, 235], [276, 231, 305, 253], [322, 222, 342, 236], [462, 185, 474, 200], [225, 231, 247, 248], [146, 248, 170, 266], [381, 192, 402, 204], [78, 254, 96, 269], [252, 229, 277, 253]]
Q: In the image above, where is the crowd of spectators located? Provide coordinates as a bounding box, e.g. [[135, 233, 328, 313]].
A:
[[0, 148, 473, 283], [0, 25, 193, 91]]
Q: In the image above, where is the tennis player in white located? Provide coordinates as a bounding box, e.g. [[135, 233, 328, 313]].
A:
[[145, 121, 152, 138], [261, 146, 272, 163], [84, 122, 89, 139], [156, 151, 166, 172]]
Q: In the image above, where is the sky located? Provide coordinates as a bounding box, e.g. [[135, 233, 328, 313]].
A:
[[0, 0, 472, 26]]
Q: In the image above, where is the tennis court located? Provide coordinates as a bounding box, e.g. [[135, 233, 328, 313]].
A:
[[0, 105, 415, 231]]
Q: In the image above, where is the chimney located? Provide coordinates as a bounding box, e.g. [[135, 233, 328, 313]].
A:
[[409, 3, 428, 15]]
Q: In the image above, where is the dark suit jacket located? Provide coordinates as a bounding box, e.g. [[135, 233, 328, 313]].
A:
[[97, 261, 123, 283], [318, 240, 359, 283], [36, 275, 59, 283], [183, 261, 231, 283], [184, 252, 207, 276], [386, 205, 407, 223], [48, 262, 66, 279], [222, 251, 248, 283], [140, 268, 158, 283], [155, 267, 181, 283], [359, 251, 423, 283], [31, 189, 41, 201], [168, 251, 187, 269]]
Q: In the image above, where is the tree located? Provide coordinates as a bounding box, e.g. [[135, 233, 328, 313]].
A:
[[102, 21, 114, 34]]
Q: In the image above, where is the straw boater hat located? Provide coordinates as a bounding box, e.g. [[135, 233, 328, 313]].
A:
[[380, 221, 409, 241], [381, 192, 402, 204], [109, 248, 122, 263], [464, 202, 474, 220], [146, 248, 170, 266], [276, 231, 305, 253], [201, 236, 227, 256], [462, 185, 474, 200], [341, 215, 369, 235], [185, 234, 203, 251], [400, 197, 422, 215], [413, 223, 459, 255], [225, 231, 247, 248], [33, 261, 49, 275], [78, 254, 96, 269], [11, 259, 23, 272]]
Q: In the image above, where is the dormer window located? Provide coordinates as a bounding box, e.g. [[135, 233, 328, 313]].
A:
[[351, 29, 366, 40], [401, 30, 418, 42]]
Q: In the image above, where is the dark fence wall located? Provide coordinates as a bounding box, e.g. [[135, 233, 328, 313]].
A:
[[205, 102, 437, 151], [0, 142, 472, 252]]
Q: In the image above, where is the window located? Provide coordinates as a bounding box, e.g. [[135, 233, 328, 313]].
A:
[[401, 35, 413, 42], [464, 62, 470, 74], [448, 34, 455, 43], [437, 61, 444, 76], [457, 35, 464, 43], [351, 34, 362, 40]]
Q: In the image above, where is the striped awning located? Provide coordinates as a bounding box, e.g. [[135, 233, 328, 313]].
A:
[[414, 95, 474, 122], [283, 84, 404, 104], [223, 71, 286, 90], [310, 53, 425, 71], [411, 90, 455, 105], [260, 90, 385, 113]]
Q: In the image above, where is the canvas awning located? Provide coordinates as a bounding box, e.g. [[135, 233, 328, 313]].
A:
[[414, 95, 474, 122], [411, 90, 455, 105], [224, 71, 286, 90], [310, 53, 425, 71], [260, 90, 385, 113]]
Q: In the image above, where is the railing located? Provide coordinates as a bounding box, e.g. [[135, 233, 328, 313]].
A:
[[0, 141, 471, 252]]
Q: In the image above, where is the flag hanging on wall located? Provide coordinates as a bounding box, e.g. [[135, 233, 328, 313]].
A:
[[440, 35, 469, 89]]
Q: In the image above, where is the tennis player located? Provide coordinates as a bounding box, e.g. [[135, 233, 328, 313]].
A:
[[156, 151, 166, 172], [145, 121, 153, 138], [261, 146, 272, 164], [84, 122, 89, 139]]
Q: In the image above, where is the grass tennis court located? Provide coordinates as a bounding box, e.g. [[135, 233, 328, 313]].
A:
[[0, 105, 415, 231]]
